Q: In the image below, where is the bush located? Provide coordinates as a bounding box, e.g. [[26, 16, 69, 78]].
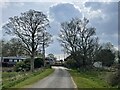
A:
[[65, 59, 77, 69], [14, 61, 27, 72], [34, 58, 44, 68], [14, 58, 44, 72], [107, 69, 120, 86]]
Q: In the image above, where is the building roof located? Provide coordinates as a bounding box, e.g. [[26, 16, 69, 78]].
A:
[[1, 56, 26, 60]]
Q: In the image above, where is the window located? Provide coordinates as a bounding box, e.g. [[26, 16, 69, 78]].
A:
[[9, 59, 13, 62], [14, 60, 17, 62], [4, 59, 9, 62]]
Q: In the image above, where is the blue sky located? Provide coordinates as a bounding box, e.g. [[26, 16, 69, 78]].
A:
[[0, 0, 119, 59]]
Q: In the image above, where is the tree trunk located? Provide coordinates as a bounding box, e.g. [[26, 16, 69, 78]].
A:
[[42, 33, 46, 67], [31, 32, 35, 72], [31, 54, 34, 72], [83, 58, 85, 67], [71, 52, 80, 68], [43, 42, 46, 67]]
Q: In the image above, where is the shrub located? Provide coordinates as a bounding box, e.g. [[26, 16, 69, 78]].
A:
[[34, 58, 44, 68], [14, 58, 44, 72], [65, 59, 77, 69], [14, 61, 26, 72], [107, 69, 120, 86]]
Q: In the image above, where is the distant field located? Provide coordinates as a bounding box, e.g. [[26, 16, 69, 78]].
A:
[[69, 69, 115, 88]]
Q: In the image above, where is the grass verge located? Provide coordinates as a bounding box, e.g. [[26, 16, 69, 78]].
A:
[[13, 68, 54, 88], [69, 69, 113, 88], [2, 68, 54, 89]]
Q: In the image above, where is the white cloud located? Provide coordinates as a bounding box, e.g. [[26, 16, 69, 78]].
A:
[[49, 3, 82, 22], [84, 2, 118, 34], [98, 33, 118, 46]]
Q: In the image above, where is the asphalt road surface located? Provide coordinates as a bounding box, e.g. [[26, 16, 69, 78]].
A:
[[28, 66, 76, 88]]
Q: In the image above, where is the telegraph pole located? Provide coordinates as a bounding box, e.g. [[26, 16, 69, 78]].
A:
[[64, 50, 65, 60]]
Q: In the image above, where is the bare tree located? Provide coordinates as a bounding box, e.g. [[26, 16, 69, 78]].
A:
[[41, 31, 53, 66], [59, 18, 101, 68], [3, 10, 51, 72]]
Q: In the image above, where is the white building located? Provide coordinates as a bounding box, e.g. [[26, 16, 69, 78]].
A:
[[93, 61, 102, 68]]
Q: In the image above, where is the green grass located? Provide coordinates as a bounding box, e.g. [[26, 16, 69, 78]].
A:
[[2, 68, 54, 88], [69, 69, 113, 88], [2, 71, 33, 89], [13, 69, 54, 88], [2, 71, 30, 84]]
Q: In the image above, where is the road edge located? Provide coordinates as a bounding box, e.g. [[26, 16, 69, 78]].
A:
[[22, 68, 55, 88], [70, 75, 77, 88]]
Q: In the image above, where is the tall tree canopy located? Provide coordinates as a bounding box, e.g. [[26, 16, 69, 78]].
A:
[[95, 42, 115, 67], [3, 10, 52, 72], [96, 49, 115, 67], [59, 18, 101, 68]]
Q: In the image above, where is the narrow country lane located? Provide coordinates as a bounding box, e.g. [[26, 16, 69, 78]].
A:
[[27, 66, 76, 88]]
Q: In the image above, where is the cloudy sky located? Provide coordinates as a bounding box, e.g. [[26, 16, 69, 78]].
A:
[[0, 0, 119, 59]]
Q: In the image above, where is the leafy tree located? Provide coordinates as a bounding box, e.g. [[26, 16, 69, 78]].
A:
[[0, 40, 2, 57], [47, 53, 54, 58], [96, 42, 116, 67], [96, 49, 115, 67], [47, 53, 56, 59], [118, 51, 120, 64], [1, 40, 11, 56], [59, 18, 101, 68], [102, 42, 114, 51], [3, 10, 52, 72]]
